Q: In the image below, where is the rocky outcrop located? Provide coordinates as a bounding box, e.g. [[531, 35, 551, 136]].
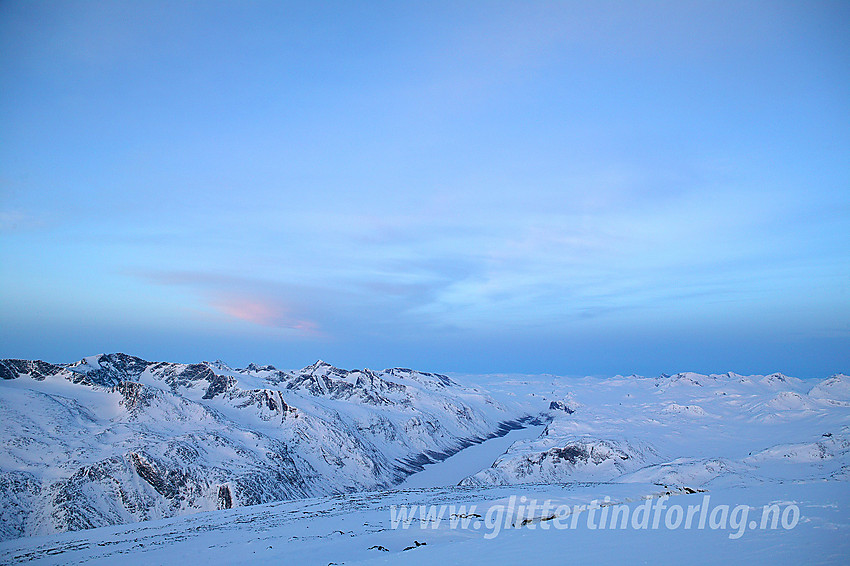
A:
[[548, 400, 575, 414]]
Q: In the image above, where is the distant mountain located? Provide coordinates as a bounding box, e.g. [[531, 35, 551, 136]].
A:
[[461, 371, 850, 488], [0, 354, 533, 540]]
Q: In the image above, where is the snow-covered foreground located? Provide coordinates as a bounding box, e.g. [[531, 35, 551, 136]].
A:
[[0, 481, 847, 565], [2, 356, 849, 564]]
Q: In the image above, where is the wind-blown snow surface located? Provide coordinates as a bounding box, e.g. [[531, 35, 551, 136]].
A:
[[1, 482, 847, 566], [1, 361, 849, 565], [0, 355, 530, 540]]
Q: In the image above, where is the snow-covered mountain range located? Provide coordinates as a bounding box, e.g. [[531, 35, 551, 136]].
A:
[[0, 354, 533, 540], [459, 371, 850, 488], [2, 356, 849, 565]]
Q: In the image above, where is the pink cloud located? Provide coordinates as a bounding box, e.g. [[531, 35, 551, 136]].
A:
[[129, 269, 324, 336], [210, 295, 320, 335]]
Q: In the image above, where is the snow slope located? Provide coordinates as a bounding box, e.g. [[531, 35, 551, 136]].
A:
[[0, 481, 846, 565]]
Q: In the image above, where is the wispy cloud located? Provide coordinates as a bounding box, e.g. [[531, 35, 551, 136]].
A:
[[0, 209, 41, 231], [133, 270, 323, 336], [208, 294, 320, 334]]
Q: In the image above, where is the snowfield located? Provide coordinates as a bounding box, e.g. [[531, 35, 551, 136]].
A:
[[1, 356, 848, 564]]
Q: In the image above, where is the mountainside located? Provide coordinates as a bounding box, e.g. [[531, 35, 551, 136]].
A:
[[0, 354, 531, 540]]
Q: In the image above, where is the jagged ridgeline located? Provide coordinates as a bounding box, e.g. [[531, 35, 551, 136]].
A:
[[0, 354, 534, 539]]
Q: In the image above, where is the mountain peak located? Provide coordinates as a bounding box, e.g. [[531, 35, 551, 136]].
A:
[[304, 359, 334, 372]]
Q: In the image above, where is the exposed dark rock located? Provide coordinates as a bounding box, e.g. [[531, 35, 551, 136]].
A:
[[0, 359, 64, 381], [115, 381, 155, 411], [129, 452, 182, 499], [549, 400, 575, 414], [0, 471, 41, 539], [218, 485, 232, 509], [70, 354, 151, 387]]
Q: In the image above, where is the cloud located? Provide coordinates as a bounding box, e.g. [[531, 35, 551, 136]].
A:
[[209, 294, 319, 333], [0, 209, 41, 231], [133, 270, 323, 336]]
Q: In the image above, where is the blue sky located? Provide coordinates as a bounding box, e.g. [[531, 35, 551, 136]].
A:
[[1, 1, 848, 377]]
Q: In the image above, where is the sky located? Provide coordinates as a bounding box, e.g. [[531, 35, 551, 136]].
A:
[[1, 1, 848, 377]]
